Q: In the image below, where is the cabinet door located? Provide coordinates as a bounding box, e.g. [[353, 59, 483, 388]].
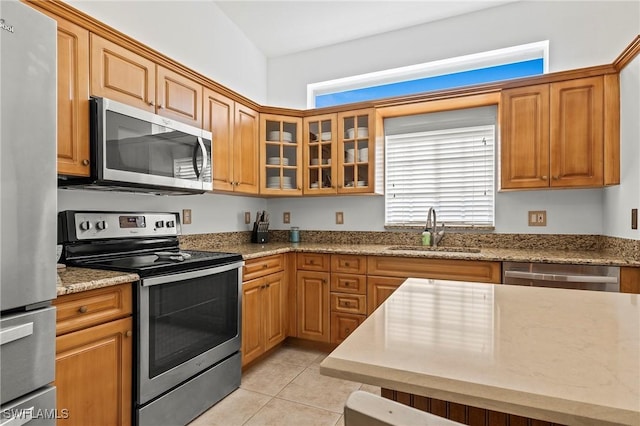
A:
[[367, 276, 406, 315], [500, 84, 550, 189], [56, 317, 132, 426], [90, 34, 156, 112], [260, 114, 303, 195], [242, 277, 264, 366], [337, 109, 375, 193], [264, 271, 286, 351], [550, 76, 604, 187], [296, 271, 330, 342], [157, 66, 202, 127], [204, 89, 234, 192], [234, 103, 260, 194], [303, 113, 337, 194], [330, 312, 365, 344], [56, 17, 90, 177]]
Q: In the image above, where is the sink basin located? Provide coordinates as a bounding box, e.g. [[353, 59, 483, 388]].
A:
[[385, 246, 481, 253]]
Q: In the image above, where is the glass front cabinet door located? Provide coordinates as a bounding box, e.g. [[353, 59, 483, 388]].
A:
[[260, 114, 303, 195], [337, 109, 375, 194], [303, 114, 337, 194]]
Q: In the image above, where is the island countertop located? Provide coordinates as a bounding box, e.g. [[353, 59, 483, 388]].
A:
[[319, 278, 640, 425]]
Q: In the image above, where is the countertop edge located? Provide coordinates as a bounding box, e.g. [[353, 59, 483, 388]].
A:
[[56, 269, 139, 296]]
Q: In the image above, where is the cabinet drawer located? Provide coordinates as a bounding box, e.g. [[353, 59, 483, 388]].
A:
[[331, 254, 366, 274], [54, 283, 132, 336], [296, 253, 330, 271], [331, 273, 366, 294], [331, 293, 366, 315], [367, 256, 502, 284], [243, 254, 284, 281], [330, 312, 365, 344]]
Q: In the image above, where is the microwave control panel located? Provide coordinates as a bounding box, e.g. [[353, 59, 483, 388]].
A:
[[72, 212, 180, 240]]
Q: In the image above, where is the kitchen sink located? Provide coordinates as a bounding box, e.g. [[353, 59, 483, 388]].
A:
[[385, 246, 481, 253]]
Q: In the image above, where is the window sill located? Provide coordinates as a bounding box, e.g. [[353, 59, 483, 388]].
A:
[[384, 224, 495, 232]]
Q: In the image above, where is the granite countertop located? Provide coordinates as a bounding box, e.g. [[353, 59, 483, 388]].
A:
[[194, 242, 640, 266], [320, 278, 640, 425], [56, 266, 139, 296], [55, 241, 638, 296]]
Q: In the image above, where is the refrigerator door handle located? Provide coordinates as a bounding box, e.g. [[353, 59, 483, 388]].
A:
[[0, 323, 34, 346], [0, 406, 34, 426]]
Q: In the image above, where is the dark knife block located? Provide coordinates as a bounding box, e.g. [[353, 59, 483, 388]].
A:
[[251, 224, 269, 244]]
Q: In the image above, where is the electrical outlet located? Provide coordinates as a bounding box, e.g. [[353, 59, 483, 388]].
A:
[[283, 212, 291, 224], [528, 210, 546, 226], [182, 209, 192, 225], [244, 212, 251, 224], [632, 208, 638, 230], [336, 211, 344, 225]]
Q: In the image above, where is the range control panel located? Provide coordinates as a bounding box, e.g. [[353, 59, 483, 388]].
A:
[[71, 212, 181, 240]]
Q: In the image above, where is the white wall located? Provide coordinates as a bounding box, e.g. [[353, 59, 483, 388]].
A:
[[58, 189, 266, 234], [267, 1, 639, 109], [603, 54, 640, 239], [66, 0, 267, 103], [265, 0, 637, 235]]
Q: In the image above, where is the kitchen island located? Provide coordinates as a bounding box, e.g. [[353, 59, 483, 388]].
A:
[[320, 278, 640, 425]]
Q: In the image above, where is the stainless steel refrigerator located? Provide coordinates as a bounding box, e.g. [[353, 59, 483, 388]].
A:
[[1, 1, 57, 424]]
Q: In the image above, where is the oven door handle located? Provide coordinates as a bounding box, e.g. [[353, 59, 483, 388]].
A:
[[141, 261, 244, 287]]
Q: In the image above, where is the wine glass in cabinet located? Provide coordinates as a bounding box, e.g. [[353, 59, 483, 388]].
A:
[[260, 114, 303, 195], [304, 114, 337, 194], [337, 109, 374, 194]]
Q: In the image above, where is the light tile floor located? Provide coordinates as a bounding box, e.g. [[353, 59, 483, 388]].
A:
[[189, 343, 380, 426]]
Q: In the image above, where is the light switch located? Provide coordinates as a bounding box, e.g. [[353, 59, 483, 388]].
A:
[[283, 212, 291, 224], [182, 209, 192, 225], [336, 212, 344, 225], [244, 212, 251, 224]]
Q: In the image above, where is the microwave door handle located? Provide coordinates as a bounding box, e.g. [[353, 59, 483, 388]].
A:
[[191, 141, 201, 181], [194, 136, 208, 182]]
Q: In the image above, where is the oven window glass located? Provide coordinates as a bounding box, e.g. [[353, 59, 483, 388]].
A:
[[148, 268, 238, 378], [105, 110, 212, 183]]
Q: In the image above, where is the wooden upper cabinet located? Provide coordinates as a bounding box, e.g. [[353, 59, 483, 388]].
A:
[[90, 34, 156, 112], [303, 113, 338, 194], [337, 109, 376, 194], [55, 16, 90, 177], [203, 90, 258, 193], [91, 34, 202, 127], [157, 66, 202, 127], [550, 76, 604, 187], [501, 75, 613, 190], [234, 103, 260, 194], [260, 114, 303, 195], [500, 84, 550, 189]]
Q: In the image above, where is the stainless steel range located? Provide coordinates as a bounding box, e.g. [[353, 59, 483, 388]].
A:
[[59, 211, 244, 426]]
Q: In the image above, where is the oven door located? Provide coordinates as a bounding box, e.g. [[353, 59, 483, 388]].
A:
[[137, 261, 242, 405]]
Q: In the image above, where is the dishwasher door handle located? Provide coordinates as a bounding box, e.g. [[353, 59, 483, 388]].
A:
[[503, 270, 619, 284]]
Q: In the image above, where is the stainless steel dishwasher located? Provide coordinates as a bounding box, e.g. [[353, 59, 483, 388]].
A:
[[503, 262, 620, 292]]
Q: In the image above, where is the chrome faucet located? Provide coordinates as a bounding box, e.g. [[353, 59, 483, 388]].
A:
[[426, 207, 445, 247]]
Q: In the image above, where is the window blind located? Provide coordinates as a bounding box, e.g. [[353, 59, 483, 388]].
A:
[[385, 125, 495, 226]]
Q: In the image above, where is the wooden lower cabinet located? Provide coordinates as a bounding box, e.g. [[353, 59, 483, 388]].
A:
[[54, 284, 133, 426], [383, 389, 565, 426], [241, 271, 286, 366], [330, 312, 365, 344], [620, 267, 640, 294], [56, 317, 132, 426], [367, 276, 406, 315], [367, 257, 502, 284], [296, 270, 330, 342]]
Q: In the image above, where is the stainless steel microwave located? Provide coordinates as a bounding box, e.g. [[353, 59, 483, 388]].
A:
[[58, 97, 213, 195]]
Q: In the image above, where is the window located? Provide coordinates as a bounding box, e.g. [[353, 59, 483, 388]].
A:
[[308, 41, 548, 108], [385, 106, 495, 227]]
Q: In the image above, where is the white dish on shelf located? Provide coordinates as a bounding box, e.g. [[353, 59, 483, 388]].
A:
[[310, 182, 320, 189], [267, 157, 289, 166], [310, 158, 320, 166], [267, 130, 293, 142], [321, 131, 332, 141], [346, 127, 368, 139], [326, 158, 332, 165], [345, 148, 355, 163], [358, 148, 369, 162], [357, 180, 367, 186]]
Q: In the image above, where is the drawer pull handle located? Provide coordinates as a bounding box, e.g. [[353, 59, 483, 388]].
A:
[[345, 262, 350, 267], [82, 159, 90, 166], [310, 260, 315, 264], [263, 264, 268, 269], [0, 323, 33, 346], [125, 330, 133, 338], [344, 282, 350, 286], [78, 306, 88, 313], [345, 328, 350, 334]]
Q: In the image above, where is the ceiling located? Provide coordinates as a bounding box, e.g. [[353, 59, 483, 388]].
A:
[[214, 1, 517, 58]]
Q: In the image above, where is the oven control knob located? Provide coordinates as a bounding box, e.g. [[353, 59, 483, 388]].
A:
[[166, 220, 175, 228], [96, 220, 108, 231], [155, 220, 165, 228], [79, 221, 92, 231]]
